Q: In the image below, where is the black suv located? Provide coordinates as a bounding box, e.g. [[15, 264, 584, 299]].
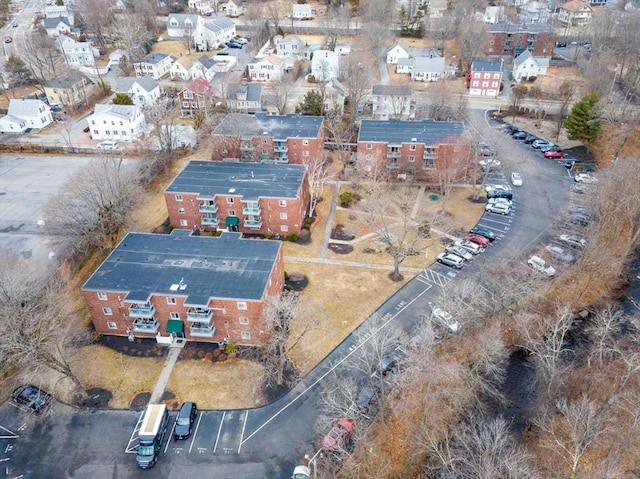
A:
[[12, 385, 52, 413], [174, 402, 198, 440], [486, 189, 513, 200]]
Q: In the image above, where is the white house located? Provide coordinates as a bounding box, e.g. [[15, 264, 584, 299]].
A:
[[167, 14, 204, 38], [512, 50, 547, 82], [55, 35, 100, 68], [188, 0, 214, 16], [396, 57, 413, 74], [386, 43, 410, 64], [520, 1, 550, 24], [273, 34, 306, 59], [114, 76, 161, 107], [334, 43, 351, 56], [247, 55, 284, 82], [170, 56, 196, 81], [292, 4, 313, 19], [220, 0, 245, 17], [558, 0, 593, 25], [190, 55, 218, 82], [86, 104, 146, 142], [45, 5, 74, 24], [194, 18, 236, 51], [323, 78, 347, 117], [0, 99, 53, 133], [311, 50, 339, 81], [228, 83, 263, 112], [371, 84, 412, 119], [158, 125, 198, 151], [42, 17, 72, 37], [483, 6, 505, 23], [133, 53, 175, 80], [412, 54, 446, 81]]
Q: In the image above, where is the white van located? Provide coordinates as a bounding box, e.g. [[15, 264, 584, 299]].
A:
[[96, 140, 119, 150]]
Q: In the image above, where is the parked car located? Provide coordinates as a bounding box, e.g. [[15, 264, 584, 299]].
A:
[[51, 103, 65, 112], [574, 183, 588, 194], [559, 234, 586, 248], [97, 140, 119, 150], [436, 252, 465, 269], [479, 158, 501, 171], [540, 143, 561, 152], [511, 172, 522, 186], [523, 134, 538, 144], [556, 41, 567, 47], [532, 139, 554, 149], [292, 465, 311, 479], [445, 244, 473, 261], [236, 37, 249, 44], [571, 213, 590, 226], [376, 355, 398, 376], [574, 173, 597, 183], [356, 384, 376, 412], [465, 233, 490, 248], [544, 150, 566, 159], [485, 202, 511, 215], [12, 22, 18, 27], [217, 49, 230, 55], [431, 308, 459, 334], [173, 402, 197, 440], [322, 419, 354, 454], [527, 255, 556, 277], [454, 239, 483, 255], [11, 385, 52, 413], [545, 244, 576, 263], [512, 131, 527, 140], [228, 42, 242, 49], [569, 206, 592, 217], [469, 226, 497, 241]]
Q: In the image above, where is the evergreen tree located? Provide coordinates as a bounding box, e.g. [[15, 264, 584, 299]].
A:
[[4, 54, 32, 88], [295, 90, 323, 116], [564, 92, 601, 149], [113, 93, 134, 105]]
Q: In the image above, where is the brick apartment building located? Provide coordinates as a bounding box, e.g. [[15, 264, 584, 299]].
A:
[[210, 113, 325, 164], [482, 23, 557, 59], [468, 59, 504, 97], [82, 230, 284, 346], [356, 119, 470, 180], [164, 161, 309, 236]]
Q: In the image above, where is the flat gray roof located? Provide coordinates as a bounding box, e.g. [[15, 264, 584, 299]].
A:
[[358, 119, 465, 145], [214, 113, 323, 141], [82, 230, 281, 306], [165, 161, 306, 201]]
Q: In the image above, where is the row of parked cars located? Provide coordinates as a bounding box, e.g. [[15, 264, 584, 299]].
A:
[[499, 123, 570, 160]]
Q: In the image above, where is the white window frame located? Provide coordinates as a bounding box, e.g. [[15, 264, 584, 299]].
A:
[[241, 331, 251, 340], [178, 207, 185, 214], [102, 307, 113, 315], [279, 200, 287, 207], [180, 219, 188, 226], [227, 197, 234, 204], [238, 316, 249, 325], [176, 194, 183, 202], [97, 292, 108, 301], [237, 301, 247, 310], [280, 212, 288, 219], [170, 312, 180, 319], [106, 321, 118, 329], [167, 297, 177, 305], [281, 225, 289, 232]]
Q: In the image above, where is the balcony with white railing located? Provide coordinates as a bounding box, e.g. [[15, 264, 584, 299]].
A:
[[190, 322, 216, 337], [186, 308, 213, 322], [242, 205, 261, 216], [199, 202, 218, 213], [132, 318, 159, 332], [129, 303, 156, 319], [274, 143, 288, 153], [244, 218, 263, 229], [201, 214, 220, 226]]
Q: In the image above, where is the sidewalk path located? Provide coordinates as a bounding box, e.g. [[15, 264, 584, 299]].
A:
[[320, 182, 342, 259], [149, 345, 182, 404], [285, 255, 423, 273]]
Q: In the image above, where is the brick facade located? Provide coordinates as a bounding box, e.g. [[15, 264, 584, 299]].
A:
[[482, 24, 557, 58]]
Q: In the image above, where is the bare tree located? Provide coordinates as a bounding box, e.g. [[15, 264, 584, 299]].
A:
[[114, 13, 152, 62], [359, 0, 395, 56], [555, 81, 575, 140], [303, 151, 330, 218], [21, 32, 63, 87], [143, 95, 182, 165], [324, 116, 356, 177], [73, 0, 116, 48], [270, 76, 295, 115], [432, 136, 473, 214], [339, 54, 371, 119]]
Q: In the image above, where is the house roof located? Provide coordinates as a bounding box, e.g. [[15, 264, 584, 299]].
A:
[[358, 119, 465, 145], [43, 16, 71, 28], [135, 53, 172, 65], [197, 55, 216, 69], [166, 161, 305, 201], [413, 55, 445, 73], [487, 22, 555, 33], [388, 42, 409, 54], [561, 0, 593, 11], [372, 84, 412, 96], [471, 59, 503, 72], [214, 113, 323, 140], [242, 83, 262, 102], [8, 99, 50, 117], [204, 18, 235, 33], [292, 3, 312, 12], [397, 57, 413, 67], [81, 229, 282, 305], [115, 75, 159, 93], [167, 13, 201, 28], [45, 74, 87, 89], [325, 78, 347, 96], [250, 54, 284, 67], [514, 49, 534, 67], [91, 103, 139, 120], [175, 56, 196, 69], [135, 75, 160, 92], [184, 76, 211, 95]]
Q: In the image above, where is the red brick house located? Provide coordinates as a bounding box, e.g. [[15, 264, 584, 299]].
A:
[[468, 59, 503, 97], [482, 23, 557, 59], [164, 161, 310, 236], [211, 113, 325, 164], [178, 77, 212, 117], [356, 119, 470, 181], [81, 230, 284, 346]]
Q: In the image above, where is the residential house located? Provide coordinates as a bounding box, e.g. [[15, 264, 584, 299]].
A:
[[211, 113, 325, 164], [188, 0, 214, 16], [164, 161, 309, 236], [356, 119, 469, 180], [558, 0, 593, 25], [0, 99, 53, 133], [211, 55, 237, 73], [86, 103, 146, 141], [334, 43, 351, 55], [228, 83, 263, 113], [292, 3, 313, 19], [114, 76, 162, 107], [44, 74, 93, 108], [81, 229, 285, 345], [166, 14, 204, 38], [483, 5, 505, 23], [45, 4, 74, 24], [519, 1, 550, 24], [190, 55, 217, 82], [179, 77, 213, 117], [133, 53, 175, 80], [157, 125, 198, 151], [311, 50, 339, 81], [482, 23, 557, 59], [194, 18, 236, 51], [43, 17, 72, 37], [220, 0, 245, 16], [512, 50, 547, 82], [323, 78, 347, 117], [273, 34, 306, 59], [386, 43, 410, 64], [371, 84, 413, 119], [412, 54, 446, 81], [396, 57, 414, 74], [468, 59, 503, 97], [55, 35, 99, 68], [171, 56, 196, 81], [247, 55, 284, 82]]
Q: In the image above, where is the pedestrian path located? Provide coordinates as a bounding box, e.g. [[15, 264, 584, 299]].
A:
[[148, 342, 183, 404], [320, 182, 342, 259]]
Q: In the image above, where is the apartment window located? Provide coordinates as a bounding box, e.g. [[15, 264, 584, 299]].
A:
[[170, 312, 180, 319], [119, 121, 123, 126], [472, 81, 479, 87], [228, 209, 235, 216], [241, 331, 251, 340], [175, 194, 183, 202], [184, 91, 193, 99], [280, 212, 288, 220], [303, 151, 309, 157], [366, 143, 372, 150], [97, 292, 107, 301], [408, 155, 415, 162], [482, 81, 489, 88], [167, 297, 177, 305], [107, 322, 118, 330], [91, 120, 95, 125], [237, 301, 247, 310], [178, 207, 186, 214], [102, 307, 113, 315], [410, 144, 416, 151], [93, 130, 99, 135], [180, 219, 188, 226], [191, 102, 197, 108], [227, 197, 236, 204], [238, 316, 249, 325], [302, 140, 309, 146], [281, 225, 289, 232], [182, 101, 189, 108], [279, 200, 287, 207], [121, 131, 127, 136]]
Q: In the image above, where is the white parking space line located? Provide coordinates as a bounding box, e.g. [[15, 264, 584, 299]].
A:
[[213, 412, 225, 454], [0, 426, 19, 440], [124, 411, 145, 454], [164, 417, 176, 454], [188, 413, 203, 454], [237, 412, 249, 454]]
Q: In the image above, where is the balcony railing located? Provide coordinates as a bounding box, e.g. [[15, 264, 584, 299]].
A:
[[129, 304, 156, 319], [242, 206, 261, 215], [387, 150, 401, 158], [386, 162, 400, 170], [190, 322, 216, 337], [423, 152, 438, 159], [274, 144, 288, 153], [274, 156, 289, 164], [240, 143, 254, 150], [187, 308, 213, 322], [202, 215, 220, 226], [244, 218, 263, 229], [199, 203, 218, 213], [132, 318, 159, 332]]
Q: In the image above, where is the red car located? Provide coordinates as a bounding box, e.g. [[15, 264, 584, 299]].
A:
[[322, 418, 354, 454], [544, 150, 566, 159], [465, 233, 490, 248]]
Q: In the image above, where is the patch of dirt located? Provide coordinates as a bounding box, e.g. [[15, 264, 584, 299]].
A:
[[83, 388, 113, 409], [329, 243, 354, 254], [295, 228, 312, 245], [131, 392, 151, 410], [331, 224, 355, 241], [285, 273, 309, 292], [99, 335, 167, 358]]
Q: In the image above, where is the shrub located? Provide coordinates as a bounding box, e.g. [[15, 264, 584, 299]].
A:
[[224, 343, 238, 355], [168, 224, 175, 232], [264, 231, 273, 239], [339, 191, 354, 207], [284, 271, 289, 280], [289, 233, 298, 242]]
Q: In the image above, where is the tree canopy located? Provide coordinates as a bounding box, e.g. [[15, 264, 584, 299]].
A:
[[113, 93, 134, 105], [564, 92, 601, 146], [295, 90, 323, 116]]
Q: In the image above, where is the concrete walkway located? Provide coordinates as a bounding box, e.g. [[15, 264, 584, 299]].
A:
[[148, 342, 184, 404], [320, 182, 342, 259]]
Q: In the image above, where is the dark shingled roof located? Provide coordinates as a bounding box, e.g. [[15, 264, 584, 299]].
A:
[[357, 119, 465, 144], [165, 161, 306, 201], [82, 230, 281, 306], [214, 113, 323, 140], [471, 59, 503, 72], [487, 22, 556, 33]]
